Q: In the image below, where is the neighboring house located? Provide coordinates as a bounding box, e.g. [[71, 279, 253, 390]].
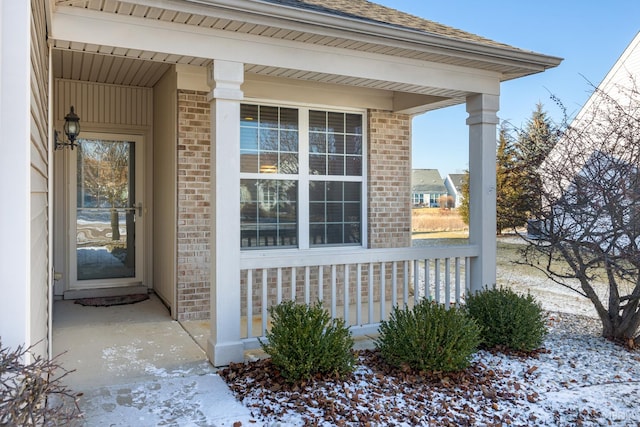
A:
[[1, 1, 561, 366], [412, 169, 447, 207], [445, 173, 467, 208], [538, 32, 640, 241], [544, 31, 640, 178]]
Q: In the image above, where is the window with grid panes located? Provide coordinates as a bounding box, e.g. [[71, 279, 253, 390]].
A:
[[240, 104, 364, 249]]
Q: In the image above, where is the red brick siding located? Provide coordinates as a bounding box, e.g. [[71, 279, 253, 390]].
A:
[[367, 110, 412, 248], [176, 90, 211, 320]]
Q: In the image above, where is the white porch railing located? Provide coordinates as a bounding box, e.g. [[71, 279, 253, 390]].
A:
[[239, 245, 479, 350]]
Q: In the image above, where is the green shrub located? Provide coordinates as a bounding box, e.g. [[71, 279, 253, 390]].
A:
[[375, 300, 481, 372], [260, 300, 355, 383], [466, 287, 547, 352]]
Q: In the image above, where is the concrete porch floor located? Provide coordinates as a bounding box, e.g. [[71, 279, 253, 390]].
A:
[[52, 293, 255, 426]]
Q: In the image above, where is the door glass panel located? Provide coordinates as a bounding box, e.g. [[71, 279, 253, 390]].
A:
[[76, 139, 136, 280]]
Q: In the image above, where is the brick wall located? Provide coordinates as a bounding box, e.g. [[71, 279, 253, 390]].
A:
[[367, 110, 412, 249], [176, 90, 211, 320]]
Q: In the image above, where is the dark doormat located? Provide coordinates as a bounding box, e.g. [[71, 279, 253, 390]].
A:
[[74, 293, 149, 307]]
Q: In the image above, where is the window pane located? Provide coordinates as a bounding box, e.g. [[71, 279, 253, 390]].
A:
[[327, 224, 343, 244], [345, 223, 360, 243], [241, 104, 258, 127], [310, 110, 362, 180], [326, 181, 343, 201], [309, 154, 326, 175], [345, 114, 362, 134], [328, 112, 344, 133], [309, 181, 325, 201], [280, 108, 298, 130], [309, 202, 325, 222], [327, 203, 343, 222], [328, 155, 345, 175], [279, 153, 298, 174], [346, 156, 362, 176], [280, 130, 298, 153], [259, 152, 277, 174], [344, 203, 361, 222], [346, 135, 362, 155], [309, 110, 326, 131], [260, 106, 279, 128], [328, 134, 344, 154], [310, 224, 325, 245], [309, 181, 361, 246], [309, 132, 326, 153], [241, 151, 259, 173], [344, 182, 361, 201], [241, 128, 258, 150], [241, 179, 298, 248], [241, 105, 300, 178], [259, 129, 279, 151]]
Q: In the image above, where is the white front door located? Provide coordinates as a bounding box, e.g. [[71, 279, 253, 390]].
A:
[[68, 133, 144, 290]]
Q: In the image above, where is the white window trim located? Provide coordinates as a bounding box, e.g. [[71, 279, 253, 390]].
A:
[[240, 100, 368, 251]]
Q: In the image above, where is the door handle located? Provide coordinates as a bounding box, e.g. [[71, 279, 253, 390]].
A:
[[135, 202, 143, 217]]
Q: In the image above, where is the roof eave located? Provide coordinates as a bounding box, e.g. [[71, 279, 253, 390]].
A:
[[158, 0, 563, 77]]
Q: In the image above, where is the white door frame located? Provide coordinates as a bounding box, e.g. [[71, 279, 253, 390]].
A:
[[67, 131, 145, 291]]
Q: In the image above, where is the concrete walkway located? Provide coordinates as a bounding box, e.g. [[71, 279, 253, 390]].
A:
[[53, 294, 257, 426]]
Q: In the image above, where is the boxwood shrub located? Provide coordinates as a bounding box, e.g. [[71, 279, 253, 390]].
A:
[[375, 299, 481, 372], [260, 300, 355, 383], [466, 287, 547, 352]]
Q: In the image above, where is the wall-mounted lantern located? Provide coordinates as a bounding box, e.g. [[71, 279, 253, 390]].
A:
[[54, 106, 81, 150]]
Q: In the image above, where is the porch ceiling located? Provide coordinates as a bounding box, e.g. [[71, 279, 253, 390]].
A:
[[51, 44, 466, 102]]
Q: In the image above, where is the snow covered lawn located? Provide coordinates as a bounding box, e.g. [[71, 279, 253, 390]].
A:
[[220, 313, 640, 426]]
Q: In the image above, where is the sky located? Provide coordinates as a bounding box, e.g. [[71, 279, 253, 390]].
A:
[[373, 0, 640, 177]]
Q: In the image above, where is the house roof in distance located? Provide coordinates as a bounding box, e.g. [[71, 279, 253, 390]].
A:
[[446, 173, 467, 191], [412, 169, 447, 192]]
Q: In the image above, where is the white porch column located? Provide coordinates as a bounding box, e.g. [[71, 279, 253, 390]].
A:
[[207, 60, 244, 366], [0, 1, 31, 353], [466, 93, 499, 293]]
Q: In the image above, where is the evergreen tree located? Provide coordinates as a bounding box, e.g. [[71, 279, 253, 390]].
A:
[[459, 171, 470, 225], [496, 126, 528, 233], [515, 103, 559, 214]]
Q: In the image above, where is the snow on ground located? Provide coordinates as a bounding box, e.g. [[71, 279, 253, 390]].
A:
[[222, 313, 640, 426], [220, 237, 640, 426]]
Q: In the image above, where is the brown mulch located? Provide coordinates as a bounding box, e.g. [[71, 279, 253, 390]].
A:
[[219, 350, 539, 426]]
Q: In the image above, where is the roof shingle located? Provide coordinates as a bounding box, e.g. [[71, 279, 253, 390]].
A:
[[266, 0, 522, 51]]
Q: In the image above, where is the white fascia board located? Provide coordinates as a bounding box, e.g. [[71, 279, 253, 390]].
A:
[[52, 6, 501, 95], [130, 0, 561, 73]]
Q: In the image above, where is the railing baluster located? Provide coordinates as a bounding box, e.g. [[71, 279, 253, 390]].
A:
[[455, 257, 461, 305], [445, 258, 451, 309], [276, 267, 282, 304], [392, 261, 398, 307], [413, 260, 420, 305], [261, 269, 268, 336], [435, 259, 441, 304], [344, 264, 350, 323], [305, 266, 310, 304], [403, 261, 409, 306], [465, 257, 471, 296], [291, 266, 296, 301], [318, 266, 324, 302], [425, 258, 430, 300], [379, 262, 386, 322], [331, 264, 337, 318], [368, 263, 374, 324], [356, 263, 362, 325], [246, 269, 253, 338]]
